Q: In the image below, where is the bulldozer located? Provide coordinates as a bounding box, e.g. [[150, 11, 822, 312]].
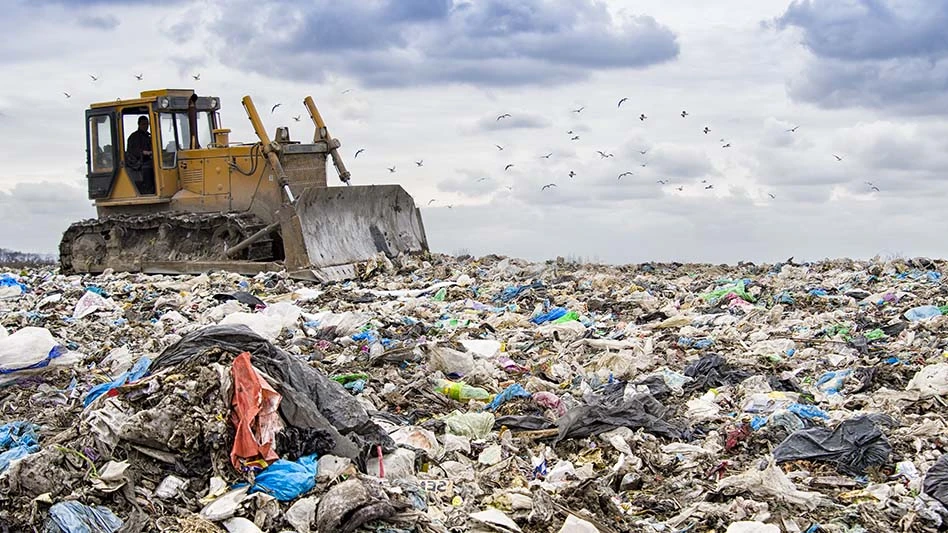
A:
[[60, 89, 428, 280]]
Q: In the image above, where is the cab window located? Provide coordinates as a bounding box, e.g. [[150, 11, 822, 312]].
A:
[[88, 115, 114, 174]]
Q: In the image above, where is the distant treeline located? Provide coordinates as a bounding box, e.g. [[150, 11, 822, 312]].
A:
[[0, 248, 57, 266]]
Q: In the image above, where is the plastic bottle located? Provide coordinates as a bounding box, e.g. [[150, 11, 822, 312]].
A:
[[434, 379, 491, 401]]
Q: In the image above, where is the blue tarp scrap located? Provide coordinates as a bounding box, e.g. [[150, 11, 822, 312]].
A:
[[83, 356, 151, 407], [46, 501, 123, 533], [0, 421, 40, 473], [494, 281, 544, 303], [0, 274, 28, 294]]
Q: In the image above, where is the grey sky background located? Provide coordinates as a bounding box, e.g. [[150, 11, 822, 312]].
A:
[[1, 0, 946, 263]]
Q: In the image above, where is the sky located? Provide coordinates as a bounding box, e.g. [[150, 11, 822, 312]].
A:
[[2, 0, 948, 264]]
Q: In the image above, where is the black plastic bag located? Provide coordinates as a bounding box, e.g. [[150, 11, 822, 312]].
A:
[[923, 454, 948, 507], [153, 325, 392, 459], [554, 390, 681, 442], [773, 415, 894, 475], [683, 354, 750, 391], [494, 416, 556, 431]]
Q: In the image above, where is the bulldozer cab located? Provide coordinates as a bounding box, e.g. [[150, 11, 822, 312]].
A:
[[85, 90, 221, 204]]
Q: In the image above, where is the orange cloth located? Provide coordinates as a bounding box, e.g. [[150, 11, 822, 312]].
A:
[[230, 352, 283, 469]]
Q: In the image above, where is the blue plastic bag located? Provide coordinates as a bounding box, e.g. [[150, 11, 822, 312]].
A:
[[816, 369, 852, 395], [788, 403, 830, 421], [250, 454, 318, 501], [83, 356, 151, 407], [531, 307, 568, 324], [0, 421, 38, 449], [904, 305, 942, 321], [486, 383, 532, 411], [0, 274, 28, 294], [46, 501, 123, 533]]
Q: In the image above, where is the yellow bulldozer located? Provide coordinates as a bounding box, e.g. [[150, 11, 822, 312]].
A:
[[60, 89, 428, 280]]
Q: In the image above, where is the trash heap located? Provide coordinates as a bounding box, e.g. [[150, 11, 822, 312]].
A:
[[1, 254, 948, 532]]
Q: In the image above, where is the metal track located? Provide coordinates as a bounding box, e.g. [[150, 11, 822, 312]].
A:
[[59, 212, 275, 274]]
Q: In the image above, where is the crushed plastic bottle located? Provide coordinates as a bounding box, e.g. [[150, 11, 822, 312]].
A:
[[435, 379, 492, 401]]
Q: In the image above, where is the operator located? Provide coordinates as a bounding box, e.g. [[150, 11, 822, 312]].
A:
[[126, 116, 155, 194]]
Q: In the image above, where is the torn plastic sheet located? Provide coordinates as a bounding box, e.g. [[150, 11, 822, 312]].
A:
[[83, 356, 151, 407], [46, 501, 123, 533], [250, 454, 318, 501], [555, 388, 681, 442], [230, 351, 284, 470]]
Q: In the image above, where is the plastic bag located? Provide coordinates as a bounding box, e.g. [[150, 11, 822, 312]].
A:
[[907, 364, 948, 399], [0, 421, 40, 472], [0, 273, 27, 299], [83, 356, 151, 407], [773, 415, 893, 475], [46, 501, 123, 533], [555, 389, 681, 442], [531, 307, 569, 324], [250, 454, 318, 501], [231, 351, 283, 469], [73, 290, 114, 319], [904, 305, 942, 321], [221, 302, 302, 340], [486, 383, 531, 411], [923, 454, 948, 507], [0, 327, 79, 386], [700, 280, 755, 304], [442, 410, 495, 438]]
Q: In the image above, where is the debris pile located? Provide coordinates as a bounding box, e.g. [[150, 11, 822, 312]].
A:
[[1, 254, 948, 532]]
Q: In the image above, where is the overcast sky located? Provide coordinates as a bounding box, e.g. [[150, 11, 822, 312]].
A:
[[2, 0, 947, 264]]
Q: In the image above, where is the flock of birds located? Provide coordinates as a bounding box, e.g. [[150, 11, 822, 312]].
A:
[[345, 94, 874, 204], [64, 75, 880, 204]]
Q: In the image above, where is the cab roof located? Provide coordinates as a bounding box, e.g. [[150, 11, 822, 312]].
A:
[[89, 89, 200, 109]]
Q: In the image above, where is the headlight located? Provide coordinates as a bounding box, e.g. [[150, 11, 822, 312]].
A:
[[159, 97, 170, 109]]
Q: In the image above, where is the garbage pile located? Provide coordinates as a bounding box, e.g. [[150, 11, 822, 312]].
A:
[[2, 254, 948, 532]]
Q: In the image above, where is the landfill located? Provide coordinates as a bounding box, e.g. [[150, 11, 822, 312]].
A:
[[1, 254, 948, 532]]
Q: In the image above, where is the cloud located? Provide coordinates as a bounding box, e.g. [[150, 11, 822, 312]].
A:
[[774, 1, 948, 113], [210, 0, 680, 88], [0, 181, 94, 254], [437, 171, 501, 198], [471, 112, 553, 132], [77, 14, 119, 30]]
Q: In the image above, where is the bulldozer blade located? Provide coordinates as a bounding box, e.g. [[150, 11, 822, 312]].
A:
[[280, 184, 428, 281]]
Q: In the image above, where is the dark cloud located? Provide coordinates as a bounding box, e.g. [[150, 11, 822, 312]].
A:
[[211, 0, 680, 88], [77, 14, 119, 30], [0, 181, 94, 254], [774, 1, 948, 113]]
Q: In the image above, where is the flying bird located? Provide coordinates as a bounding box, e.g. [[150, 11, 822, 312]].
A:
[[566, 130, 574, 135], [134, 73, 143, 80], [705, 184, 714, 190], [701, 179, 708, 183], [618, 97, 628, 108], [495, 144, 504, 151], [192, 73, 201, 80], [722, 143, 732, 148], [505, 186, 513, 191], [89, 74, 98, 81], [638, 150, 648, 155], [596, 150, 609, 159], [428, 199, 436, 205], [657, 179, 669, 185], [568, 170, 576, 178], [496, 113, 511, 121], [342, 89, 352, 94], [618, 172, 634, 180], [639, 114, 647, 121], [540, 152, 553, 159], [270, 103, 281, 113], [786, 126, 800, 133], [541, 184, 557, 191], [354, 148, 365, 158], [415, 160, 424, 167], [703, 127, 711, 134], [293, 115, 301, 121], [504, 164, 514, 171], [681, 111, 689, 118], [570, 135, 580, 141], [387, 166, 396, 173], [476, 177, 488, 182], [768, 193, 776, 199], [834, 154, 843, 161], [572, 106, 585, 113], [640, 163, 648, 168], [870, 186, 880, 192], [676, 186, 684, 192], [446, 204, 454, 209], [63, 92, 71, 99]]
